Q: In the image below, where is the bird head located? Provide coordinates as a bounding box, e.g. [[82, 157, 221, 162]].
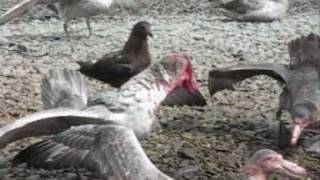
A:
[[290, 101, 317, 145], [154, 53, 199, 94], [132, 21, 153, 38], [242, 149, 307, 180]]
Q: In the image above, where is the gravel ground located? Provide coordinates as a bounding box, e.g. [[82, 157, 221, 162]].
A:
[[0, 0, 319, 179]]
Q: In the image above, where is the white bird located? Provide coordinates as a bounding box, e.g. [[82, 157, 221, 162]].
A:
[[0, 53, 199, 179], [220, 0, 289, 22], [0, 0, 139, 37]]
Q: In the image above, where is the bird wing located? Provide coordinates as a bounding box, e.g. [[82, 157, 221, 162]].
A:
[[0, 0, 39, 25], [13, 124, 173, 179], [288, 33, 320, 68], [222, 0, 263, 14], [78, 53, 136, 87], [41, 69, 88, 110], [11, 124, 100, 170], [208, 63, 289, 95], [162, 87, 206, 106], [0, 108, 107, 149]]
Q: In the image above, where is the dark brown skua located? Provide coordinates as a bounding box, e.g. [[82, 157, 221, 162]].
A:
[[78, 21, 152, 88]]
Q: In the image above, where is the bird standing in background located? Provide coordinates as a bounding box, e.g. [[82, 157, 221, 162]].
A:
[[0, 53, 200, 178], [0, 0, 139, 38], [219, 0, 289, 22], [208, 33, 320, 147], [242, 149, 307, 179]]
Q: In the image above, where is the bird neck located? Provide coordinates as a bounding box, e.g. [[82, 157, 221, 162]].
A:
[[119, 69, 173, 113], [122, 34, 149, 58], [248, 171, 268, 180]]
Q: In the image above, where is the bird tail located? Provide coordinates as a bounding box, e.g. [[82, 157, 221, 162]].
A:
[[77, 61, 94, 75], [288, 33, 320, 67], [41, 69, 88, 109], [0, 0, 39, 25]]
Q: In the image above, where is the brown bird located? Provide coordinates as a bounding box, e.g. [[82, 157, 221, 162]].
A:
[[243, 149, 307, 179], [208, 33, 320, 146], [78, 21, 206, 106], [78, 21, 152, 88]]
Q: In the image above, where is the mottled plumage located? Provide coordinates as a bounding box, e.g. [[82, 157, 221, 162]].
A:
[[0, 53, 200, 149], [0, 0, 139, 37], [13, 125, 173, 179], [0, 53, 199, 179], [208, 33, 320, 146]]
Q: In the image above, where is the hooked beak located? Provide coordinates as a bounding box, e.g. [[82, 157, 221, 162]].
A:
[[291, 118, 309, 145], [278, 159, 307, 178], [147, 32, 153, 38]]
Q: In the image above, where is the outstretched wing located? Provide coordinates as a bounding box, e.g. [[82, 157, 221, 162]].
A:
[[0, 108, 107, 149], [12, 124, 101, 170], [208, 63, 289, 95], [162, 87, 206, 106], [13, 125, 173, 180]]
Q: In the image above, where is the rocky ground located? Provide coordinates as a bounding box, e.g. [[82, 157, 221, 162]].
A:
[[0, 0, 319, 179]]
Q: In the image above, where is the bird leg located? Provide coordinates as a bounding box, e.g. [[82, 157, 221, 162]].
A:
[[276, 109, 282, 120], [74, 167, 83, 180], [275, 109, 291, 149], [63, 21, 71, 40], [86, 18, 92, 37]]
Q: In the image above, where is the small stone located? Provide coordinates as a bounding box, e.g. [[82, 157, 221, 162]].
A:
[[178, 147, 197, 160]]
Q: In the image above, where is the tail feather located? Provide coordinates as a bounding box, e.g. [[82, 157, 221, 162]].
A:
[[41, 69, 88, 109], [288, 33, 320, 67], [77, 61, 93, 74], [0, 0, 39, 25]]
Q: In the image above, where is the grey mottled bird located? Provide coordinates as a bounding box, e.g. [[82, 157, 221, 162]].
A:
[[220, 0, 289, 22], [242, 149, 307, 180], [0, 53, 199, 179], [0, 0, 139, 37], [208, 33, 320, 147]]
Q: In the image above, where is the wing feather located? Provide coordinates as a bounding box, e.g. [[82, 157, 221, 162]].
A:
[[208, 63, 289, 95], [0, 108, 106, 149], [13, 125, 173, 179]]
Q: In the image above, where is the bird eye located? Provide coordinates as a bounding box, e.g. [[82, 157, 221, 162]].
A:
[[263, 156, 273, 162]]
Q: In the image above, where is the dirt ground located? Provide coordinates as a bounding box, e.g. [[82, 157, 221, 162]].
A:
[[0, 0, 319, 179]]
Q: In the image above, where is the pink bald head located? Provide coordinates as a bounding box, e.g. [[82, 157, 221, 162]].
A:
[[243, 149, 307, 180], [159, 53, 199, 94]]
